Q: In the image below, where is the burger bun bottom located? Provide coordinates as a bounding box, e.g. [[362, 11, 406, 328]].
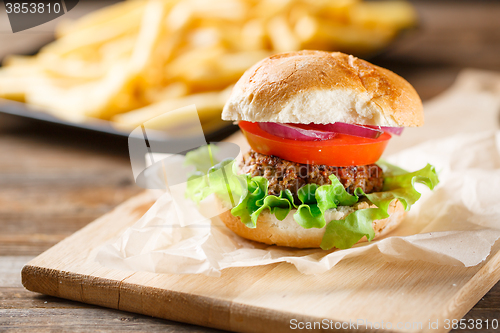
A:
[[218, 199, 405, 249]]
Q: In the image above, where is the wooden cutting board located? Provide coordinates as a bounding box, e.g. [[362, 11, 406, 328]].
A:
[[21, 132, 500, 333]]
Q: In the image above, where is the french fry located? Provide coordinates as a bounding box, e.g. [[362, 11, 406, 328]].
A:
[[42, 12, 142, 59], [250, 0, 291, 21], [2, 55, 36, 67], [25, 61, 137, 122], [349, 1, 417, 30], [55, 0, 147, 38], [143, 82, 189, 104], [112, 88, 232, 131], [0, 72, 36, 102], [188, 0, 248, 22], [163, 46, 224, 82], [241, 19, 268, 52], [295, 16, 395, 55], [168, 49, 270, 92], [267, 15, 300, 52], [0, 56, 44, 101], [313, 0, 360, 22]]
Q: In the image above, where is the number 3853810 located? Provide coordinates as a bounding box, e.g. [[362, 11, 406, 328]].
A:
[[444, 319, 499, 330], [5, 2, 61, 14]]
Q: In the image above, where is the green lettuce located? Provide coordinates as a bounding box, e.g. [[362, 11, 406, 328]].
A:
[[185, 146, 439, 250], [184, 145, 218, 204], [184, 145, 218, 174], [185, 171, 212, 204]]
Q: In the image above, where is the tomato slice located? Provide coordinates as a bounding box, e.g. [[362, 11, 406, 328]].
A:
[[239, 121, 391, 166]]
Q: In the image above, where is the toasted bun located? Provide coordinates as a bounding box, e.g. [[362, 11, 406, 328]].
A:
[[222, 50, 423, 127], [218, 199, 406, 249]]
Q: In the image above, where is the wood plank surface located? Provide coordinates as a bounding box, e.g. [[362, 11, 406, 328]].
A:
[[2, 1, 500, 332], [18, 183, 500, 333]]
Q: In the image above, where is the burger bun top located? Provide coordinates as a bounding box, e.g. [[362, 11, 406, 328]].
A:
[[222, 50, 423, 127]]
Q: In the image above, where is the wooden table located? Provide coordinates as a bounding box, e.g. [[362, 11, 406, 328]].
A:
[[1, 1, 500, 331]]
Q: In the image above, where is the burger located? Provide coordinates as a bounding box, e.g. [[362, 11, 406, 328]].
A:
[[186, 50, 438, 250]]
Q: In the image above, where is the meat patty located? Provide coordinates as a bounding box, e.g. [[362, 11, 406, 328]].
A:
[[240, 150, 383, 198]]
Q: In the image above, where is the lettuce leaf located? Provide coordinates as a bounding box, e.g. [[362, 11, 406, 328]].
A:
[[185, 171, 212, 204], [184, 145, 218, 203], [184, 145, 218, 174], [184, 146, 439, 251], [295, 184, 325, 228], [321, 163, 439, 250]]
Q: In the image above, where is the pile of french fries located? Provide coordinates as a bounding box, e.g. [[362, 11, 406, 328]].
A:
[[0, 0, 417, 133]]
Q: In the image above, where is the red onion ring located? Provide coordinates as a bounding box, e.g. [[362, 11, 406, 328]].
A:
[[258, 122, 404, 141], [376, 126, 404, 136], [308, 123, 383, 139], [258, 122, 336, 141]]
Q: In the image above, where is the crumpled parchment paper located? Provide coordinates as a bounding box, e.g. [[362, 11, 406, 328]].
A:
[[96, 69, 500, 276]]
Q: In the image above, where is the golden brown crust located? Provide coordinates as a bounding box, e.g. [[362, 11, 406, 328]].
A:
[[222, 50, 423, 127], [218, 199, 406, 249]]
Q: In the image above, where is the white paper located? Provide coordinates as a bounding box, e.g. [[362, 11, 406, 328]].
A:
[[96, 69, 500, 276]]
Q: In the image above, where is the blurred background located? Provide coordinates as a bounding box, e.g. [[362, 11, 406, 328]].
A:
[[2, 1, 500, 330]]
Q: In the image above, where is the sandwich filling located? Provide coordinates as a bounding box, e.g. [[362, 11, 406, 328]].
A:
[[185, 145, 439, 250], [240, 150, 383, 200]]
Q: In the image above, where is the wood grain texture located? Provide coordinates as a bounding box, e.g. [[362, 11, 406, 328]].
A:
[[0, 257, 226, 332], [2, 1, 500, 332], [19, 186, 500, 333]]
